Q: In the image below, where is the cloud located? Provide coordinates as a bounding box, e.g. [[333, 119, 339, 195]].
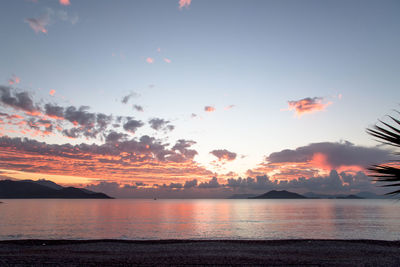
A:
[[121, 92, 139, 104], [0, 86, 39, 114], [224, 105, 235, 110], [105, 131, 128, 143], [59, 0, 70, 6], [204, 106, 215, 112], [8, 75, 20, 85], [133, 105, 144, 112], [146, 57, 154, 64], [56, 9, 78, 24], [179, 0, 191, 9], [184, 179, 198, 188], [247, 141, 393, 182], [164, 58, 171, 63], [25, 8, 78, 34], [266, 141, 391, 169], [287, 97, 331, 116], [123, 118, 144, 134], [44, 103, 64, 118], [25, 14, 49, 34], [198, 177, 220, 188], [0, 87, 121, 139], [0, 135, 212, 186], [171, 139, 198, 161], [148, 118, 174, 132], [225, 170, 381, 195], [83, 168, 385, 198], [49, 89, 56, 96], [210, 149, 237, 161]]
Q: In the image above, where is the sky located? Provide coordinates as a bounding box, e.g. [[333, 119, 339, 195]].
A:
[[0, 0, 399, 198]]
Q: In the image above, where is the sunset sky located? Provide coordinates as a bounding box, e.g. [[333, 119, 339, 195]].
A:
[[0, 0, 399, 197]]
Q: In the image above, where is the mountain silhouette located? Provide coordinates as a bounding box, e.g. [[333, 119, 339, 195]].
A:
[[250, 190, 307, 199], [0, 180, 112, 199]]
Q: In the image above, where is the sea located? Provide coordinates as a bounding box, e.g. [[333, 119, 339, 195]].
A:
[[1, 199, 400, 240]]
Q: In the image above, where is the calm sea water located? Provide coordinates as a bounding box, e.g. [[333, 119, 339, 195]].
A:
[[1, 199, 400, 240]]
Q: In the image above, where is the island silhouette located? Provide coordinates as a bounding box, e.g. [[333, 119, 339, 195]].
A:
[[0, 180, 112, 199]]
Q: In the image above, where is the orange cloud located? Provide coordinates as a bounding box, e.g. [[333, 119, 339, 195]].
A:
[[164, 58, 171, 63], [59, 0, 70, 5], [0, 136, 212, 186], [287, 97, 331, 116], [204, 106, 215, 112], [146, 57, 154, 64], [179, 0, 191, 9], [49, 89, 56, 96]]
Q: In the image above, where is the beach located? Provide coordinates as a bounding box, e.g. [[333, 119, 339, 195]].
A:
[[1, 239, 400, 266]]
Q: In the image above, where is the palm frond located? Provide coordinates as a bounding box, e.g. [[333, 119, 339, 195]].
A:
[[367, 111, 400, 196]]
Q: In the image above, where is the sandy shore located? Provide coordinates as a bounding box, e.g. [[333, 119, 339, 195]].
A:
[[1, 239, 400, 266]]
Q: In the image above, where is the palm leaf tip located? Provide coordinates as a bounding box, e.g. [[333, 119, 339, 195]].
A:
[[367, 111, 400, 196]]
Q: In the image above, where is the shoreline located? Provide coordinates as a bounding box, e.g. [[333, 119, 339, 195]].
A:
[[1, 239, 400, 266]]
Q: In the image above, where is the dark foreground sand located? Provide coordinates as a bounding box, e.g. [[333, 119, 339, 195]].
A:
[[1, 239, 400, 266]]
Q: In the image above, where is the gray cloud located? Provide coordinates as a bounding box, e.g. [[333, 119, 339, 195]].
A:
[[121, 92, 139, 104], [105, 131, 128, 143], [210, 149, 237, 161], [44, 103, 64, 118], [198, 177, 220, 188], [184, 179, 198, 188], [123, 118, 144, 134], [148, 118, 174, 132], [172, 139, 198, 160], [0, 86, 39, 113], [133, 105, 144, 112]]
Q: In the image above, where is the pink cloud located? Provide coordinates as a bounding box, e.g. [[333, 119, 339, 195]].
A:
[[146, 57, 154, 64], [204, 106, 215, 112], [157, 48, 161, 52], [287, 97, 332, 116], [224, 105, 235, 110], [49, 89, 56, 96], [338, 93, 343, 99], [179, 0, 191, 9], [59, 0, 71, 5], [8, 75, 20, 85], [164, 58, 171, 63]]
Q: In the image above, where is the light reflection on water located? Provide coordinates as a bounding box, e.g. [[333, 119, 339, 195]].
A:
[[0, 199, 400, 240]]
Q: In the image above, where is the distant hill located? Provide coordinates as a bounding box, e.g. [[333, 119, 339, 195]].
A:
[[21, 179, 64, 190], [304, 191, 389, 199], [0, 180, 113, 199], [356, 191, 388, 199], [336, 194, 363, 199], [250, 190, 307, 199]]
